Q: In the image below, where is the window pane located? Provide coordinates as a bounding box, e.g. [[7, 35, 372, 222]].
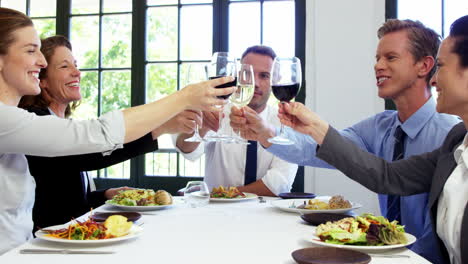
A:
[[146, 63, 177, 103], [180, 5, 212, 60], [72, 0, 99, 14], [145, 152, 177, 176], [102, 70, 131, 114], [72, 71, 99, 119], [444, 0, 468, 37], [0, 0, 26, 13], [398, 0, 442, 36], [264, 1, 295, 57], [180, 62, 208, 88], [100, 160, 131, 179], [103, 0, 132, 13], [147, 0, 178, 5], [102, 14, 132, 68], [33, 18, 56, 38], [179, 154, 205, 177], [71, 16, 99, 69], [30, 0, 56, 17], [147, 7, 178, 61], [229, 2, 261, 57]]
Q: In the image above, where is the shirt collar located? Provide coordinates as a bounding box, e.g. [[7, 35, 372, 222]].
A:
[[398, 98, 437, 140], [454, 132, 468, 165], [47, 107, 58, 116]]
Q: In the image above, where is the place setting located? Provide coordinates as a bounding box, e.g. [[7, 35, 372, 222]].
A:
[[271, 195, 362, 214], [104, 189, 174, 211]]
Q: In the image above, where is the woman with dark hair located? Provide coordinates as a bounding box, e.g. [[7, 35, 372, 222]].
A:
[[18, 35, 197, 231], [265, 15, 468, 264], [0, 7, 234, 254]]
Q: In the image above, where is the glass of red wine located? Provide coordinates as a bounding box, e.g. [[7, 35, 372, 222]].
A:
[[268, 57, 302, 145], [204, 52, 237, 142]]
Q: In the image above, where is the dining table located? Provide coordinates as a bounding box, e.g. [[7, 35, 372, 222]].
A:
[[1, 196, 430, 264]]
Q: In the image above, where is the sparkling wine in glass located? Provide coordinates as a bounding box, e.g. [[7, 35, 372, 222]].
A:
[[204, 52, 237, 142], [268, 57, 302, 145], [231, 63, 255, 144]]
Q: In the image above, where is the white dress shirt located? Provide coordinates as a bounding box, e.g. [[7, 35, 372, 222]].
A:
[[173, 105, 298, 194], [0, 102, 125, 255], [437, 133, 468, 264]]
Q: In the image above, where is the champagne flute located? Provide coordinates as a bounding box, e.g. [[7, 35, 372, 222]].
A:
[[231, 63, 255, 144], [268, 57, 302, 145], [184, 63, 206, 142], [204, 52, 237, 142]]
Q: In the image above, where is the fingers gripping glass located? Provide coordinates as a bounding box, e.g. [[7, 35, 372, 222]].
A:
[[204, 52, 237, 142], [268, 57, 302, 145], [231, 63, 255, 144], [184, 64, 206, 142]]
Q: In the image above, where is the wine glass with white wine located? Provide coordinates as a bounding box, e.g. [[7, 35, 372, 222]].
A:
[[230, 63, 255, 144]]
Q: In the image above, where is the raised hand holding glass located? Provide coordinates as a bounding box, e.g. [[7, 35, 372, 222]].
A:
[[204, 52, 237, 142], [184, 63, 207, 142], [231, 63, 255, 144], [268, 57, 302, 145]]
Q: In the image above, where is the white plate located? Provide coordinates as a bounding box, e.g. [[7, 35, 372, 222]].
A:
[[35, 224, 143, 244], [210, 192, 258, 202], [307, 232, 416, 253], [105, 200, 173, 211], [271, 197, 361, 214]]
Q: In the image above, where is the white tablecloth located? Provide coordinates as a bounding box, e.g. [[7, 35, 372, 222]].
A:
[[1, 197, 430, 264]]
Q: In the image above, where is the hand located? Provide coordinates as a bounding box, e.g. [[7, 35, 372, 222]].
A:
[[151, 110, 202, 138], [230, 106, 275, 147], [104, 186, 133, 199], [200, 111, 220, 134], [278, 102, 329, 144], [180, 76, 236, 112]]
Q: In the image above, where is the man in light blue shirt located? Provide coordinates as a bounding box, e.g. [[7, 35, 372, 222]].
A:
[[230, 19, 460, 263]]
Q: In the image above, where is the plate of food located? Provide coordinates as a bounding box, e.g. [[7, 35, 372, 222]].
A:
[[105, 189, 173, 211], [209, 186, 258, 202], [271, 195, 361, 214], [36, 215, 142, 244], [307, 213, 416, 252]]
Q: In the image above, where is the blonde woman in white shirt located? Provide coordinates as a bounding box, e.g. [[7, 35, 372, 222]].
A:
[[0, 7, 234, 254]]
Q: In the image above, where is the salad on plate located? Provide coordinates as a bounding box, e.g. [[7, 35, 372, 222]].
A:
[[315, 213, 408, 246], [107, 189, 172, 206]]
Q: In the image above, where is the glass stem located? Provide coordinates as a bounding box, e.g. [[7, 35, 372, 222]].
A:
[[217, 106, 223, 136], [193, 124, 200, 137], [279, 124, 285, 137]]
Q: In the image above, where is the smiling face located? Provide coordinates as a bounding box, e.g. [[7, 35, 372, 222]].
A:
[[374, 30, 425, 100], [242, 53, 274, 113], [431, 37, 468, 116], [0, 26, 46, 104], [39, 46, 81, 106]]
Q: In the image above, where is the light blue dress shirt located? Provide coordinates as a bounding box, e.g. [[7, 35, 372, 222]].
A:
[[267, 99, 461, 264]]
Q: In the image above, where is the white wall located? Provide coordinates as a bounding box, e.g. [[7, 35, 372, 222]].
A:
[[304, 0, 385, 215]]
